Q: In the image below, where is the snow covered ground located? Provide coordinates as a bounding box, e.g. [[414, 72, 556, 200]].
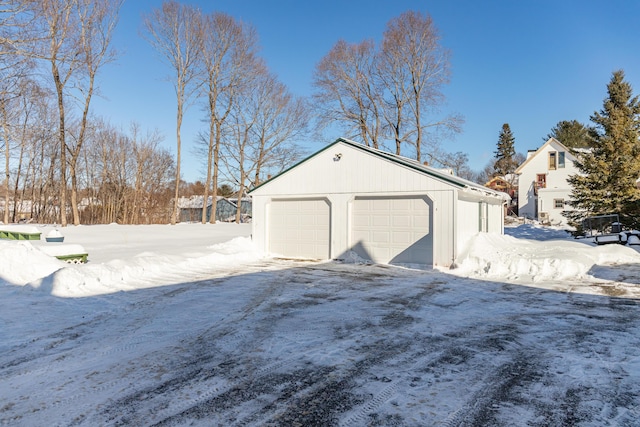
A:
[[1, 222, 640, 426]]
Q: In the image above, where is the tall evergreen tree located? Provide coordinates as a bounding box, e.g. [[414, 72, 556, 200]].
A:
[[493, 123, 518, 177], [566, 70, 640, 228], [545, 120, 592, 150]]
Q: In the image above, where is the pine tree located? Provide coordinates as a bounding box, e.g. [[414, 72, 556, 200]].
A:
[[566, 70, 640, 228], [493, 123, 518, 177], [545, 120, 592, 150]]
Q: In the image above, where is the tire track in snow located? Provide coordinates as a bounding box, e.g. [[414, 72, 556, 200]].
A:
[[93, 273, 300, 425], [338, 346, 449, 427], [439, 352, 540, 427], [104, 356, 301, 426], [338, 381, 400, 427]]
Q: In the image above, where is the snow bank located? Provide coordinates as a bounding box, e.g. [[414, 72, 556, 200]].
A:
[[452, 232, 640, 282], [0, 224, 41, 234], [31, 237, 262, 297], [38, 244, 87, 257], [0, 240, 64, 285]]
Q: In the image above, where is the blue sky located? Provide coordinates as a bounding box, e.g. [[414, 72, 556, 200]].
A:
[[91, 0, 640, 183]]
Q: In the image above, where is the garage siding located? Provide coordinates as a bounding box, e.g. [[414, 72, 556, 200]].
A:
[[250, 139, 506, 268], [268, 198, 330, 259]]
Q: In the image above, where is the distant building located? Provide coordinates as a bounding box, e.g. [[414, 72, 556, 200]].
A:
[[485, 175, 518, 215], [515, 138, 581, 225], [177, 196, 239, 223]]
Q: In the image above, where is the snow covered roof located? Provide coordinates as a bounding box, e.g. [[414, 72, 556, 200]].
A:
[[177, 196, 235, 209]]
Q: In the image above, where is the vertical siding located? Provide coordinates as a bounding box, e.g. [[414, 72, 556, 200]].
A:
[[430, 190, 455, 267], [487, 202, 504, 234], [251, 195, 267, 253], [250, 142, 458, 196], [456, 198, 480, 256], [251, 141, 502, 268]]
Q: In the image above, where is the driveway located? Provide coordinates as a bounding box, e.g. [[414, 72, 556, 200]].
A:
[[2, 260, 640, 426]]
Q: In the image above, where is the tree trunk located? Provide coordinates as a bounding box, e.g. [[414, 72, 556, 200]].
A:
[[210, 121, 223, 224], [52, 62, 68, 227], [171, 103, 183, 225]]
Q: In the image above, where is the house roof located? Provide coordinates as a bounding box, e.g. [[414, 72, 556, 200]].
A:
[[515, 137, 576, 174], [249, 137, 509, 201], [177, 196, 235, 209]]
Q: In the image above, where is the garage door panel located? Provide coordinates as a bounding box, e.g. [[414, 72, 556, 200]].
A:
[[392, 216, 411, 227], [269, 199, 330, 259], [352, 196, 432, 265], [392, 232, 411, 244], [393, 199, 412, 210], [372, 230, 390, 242], [352, 216, 370, 227], [372, 215, 390, 227], [299, 215, 316, 226], [414, 215, 430, 229], [371, 199, 389, 210]]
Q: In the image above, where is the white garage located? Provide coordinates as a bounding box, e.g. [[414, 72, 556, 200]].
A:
[[250, 138, 508, 268]]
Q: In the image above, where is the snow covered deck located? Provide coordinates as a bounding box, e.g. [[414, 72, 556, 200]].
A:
[[38, 244, 89, 263], [0, 225, 41, 241]]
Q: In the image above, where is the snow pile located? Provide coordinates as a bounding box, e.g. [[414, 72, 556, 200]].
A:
[[0, 224, 41, 234], [452, 232, 640, 282], [0, 240, 64, 285], [31, 237, 262, 297], [0, 223, 258, 297], [38, 244, 86, 257]]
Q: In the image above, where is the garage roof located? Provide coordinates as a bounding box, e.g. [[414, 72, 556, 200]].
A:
[[250, 138, 509, 201]]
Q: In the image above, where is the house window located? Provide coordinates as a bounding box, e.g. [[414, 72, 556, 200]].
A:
[[554, 199, 564, 209], [536, 174, 546, 190], [558, 152, 565, 168], [548, 151, 557, 170]]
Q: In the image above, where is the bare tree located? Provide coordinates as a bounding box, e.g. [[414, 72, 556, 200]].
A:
[[66, 0, 122, 225], [26, 0, 80, 226], [129, 123, 165, 224], [249, 72, 308, 187], [0, 0, 35, 223], [312, 39, 381, 148], [5, 79, 46, 223], [81, 119, 173, 224], [222, 62, 307, 223], [220, 59, 267, 223], [0, 77, 19, 223], [312, 11, 462, 159], [197, 12, 257, 224], [142, 1, 202, 225], [2, 0, 122, 226], [380, 11, 462, 161]]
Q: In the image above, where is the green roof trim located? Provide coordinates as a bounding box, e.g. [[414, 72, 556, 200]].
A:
[[249, 137, 503, 198]]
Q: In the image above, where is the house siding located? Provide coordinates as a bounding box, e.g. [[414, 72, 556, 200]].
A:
[[516, 138, 580, 225]]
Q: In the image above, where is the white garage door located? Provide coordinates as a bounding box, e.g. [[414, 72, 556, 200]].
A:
[[269, 198, 331, 259], [351, 196, 432, 265]]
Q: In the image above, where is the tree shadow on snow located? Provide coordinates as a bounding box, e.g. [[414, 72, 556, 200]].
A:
[[588, 263, 640, 286]]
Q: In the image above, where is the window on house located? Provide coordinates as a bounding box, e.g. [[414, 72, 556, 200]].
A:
[[558, 151, 565, 168], [548, 151, 557, 170], [554, 199, 564, 209], [536, 174, 546, 189]]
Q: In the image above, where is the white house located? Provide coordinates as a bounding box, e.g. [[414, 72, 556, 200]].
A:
[[249, 138, 509, 268], [515, 137, 580, 225]]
